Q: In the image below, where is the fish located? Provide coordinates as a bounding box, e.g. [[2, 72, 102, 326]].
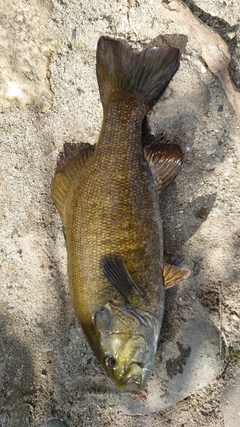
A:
[[51, 36, 190, 389]]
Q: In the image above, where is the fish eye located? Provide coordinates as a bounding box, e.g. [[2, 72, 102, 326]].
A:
[[105, 355, 117, 368]]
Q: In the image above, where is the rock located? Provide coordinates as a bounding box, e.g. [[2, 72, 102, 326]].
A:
[[220, 375, 240, 427], [117, 302, 222, 414]]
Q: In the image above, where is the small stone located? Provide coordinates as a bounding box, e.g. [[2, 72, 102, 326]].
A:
[[72, 28, 77, 39], [227, 32, 236, 40], [11, 228, 18, 238], [206, 147, 216, 155]]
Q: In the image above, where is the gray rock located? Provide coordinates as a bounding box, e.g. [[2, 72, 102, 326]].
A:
[[221, 376, 240, 427], [117, 302, 222, 414]]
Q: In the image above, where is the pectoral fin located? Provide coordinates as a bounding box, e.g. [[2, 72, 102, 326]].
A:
[[144, 143, 183, 192], [101, 254, 144, 303], [162, 262, 190, 288]]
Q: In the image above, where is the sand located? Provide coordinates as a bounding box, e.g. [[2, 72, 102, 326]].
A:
[[0, 1, 239, 426]]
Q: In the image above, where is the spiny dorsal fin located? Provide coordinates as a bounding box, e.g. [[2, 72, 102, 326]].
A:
[[51, 142, 94, 222], [144, 143, 183, 192], [162, 262, 190, 288]]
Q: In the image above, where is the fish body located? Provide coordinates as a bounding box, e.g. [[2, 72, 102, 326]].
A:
[[52, 37, 189, 388]]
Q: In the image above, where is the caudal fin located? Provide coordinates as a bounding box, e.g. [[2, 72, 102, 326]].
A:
[[96, 36, 180, 111]]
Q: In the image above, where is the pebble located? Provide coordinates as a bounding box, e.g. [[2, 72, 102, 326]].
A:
[[227, 32, 236, 39]]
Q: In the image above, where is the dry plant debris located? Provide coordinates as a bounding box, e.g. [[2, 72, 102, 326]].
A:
[[160, 0, 240, 123]]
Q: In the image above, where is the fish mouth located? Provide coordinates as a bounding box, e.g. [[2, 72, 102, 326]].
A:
[[117, 362, 150, 389], [117, 375, 141, 388], [117, 376, 132, 388]]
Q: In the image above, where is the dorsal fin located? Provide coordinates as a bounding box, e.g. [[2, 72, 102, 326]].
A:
[[51, 142, 94, 222], [144, 143, 183, 192]]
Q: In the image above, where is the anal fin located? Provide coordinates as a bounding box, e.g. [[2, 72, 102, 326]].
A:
[[162, 262, 190, 288], [144, 143, 183, 191], [51, 142, 94, 221]]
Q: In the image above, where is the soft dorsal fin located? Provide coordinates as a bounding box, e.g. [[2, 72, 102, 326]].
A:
[[101, 254, 144, 303], [144, 143, 183, 192], [51, 142, 94, 222], [162, 262, 190, 288]]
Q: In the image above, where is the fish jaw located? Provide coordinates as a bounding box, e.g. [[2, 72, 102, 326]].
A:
[[110, 361, 144, 388], [117, 362, 153, 389]]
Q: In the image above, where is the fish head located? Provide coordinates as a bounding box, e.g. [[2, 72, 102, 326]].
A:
[[101, 333, 153, 388], [94, 301, 161, 388]]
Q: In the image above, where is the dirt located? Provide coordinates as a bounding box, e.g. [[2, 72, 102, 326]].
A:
[[0, 0, 239, 426]]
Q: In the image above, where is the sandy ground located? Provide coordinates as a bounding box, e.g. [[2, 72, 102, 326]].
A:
[[0, 0, 240, 426]]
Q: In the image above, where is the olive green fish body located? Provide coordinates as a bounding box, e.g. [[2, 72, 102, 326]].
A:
[[52, 37, 189, 388], [66, 101, 164, 331]]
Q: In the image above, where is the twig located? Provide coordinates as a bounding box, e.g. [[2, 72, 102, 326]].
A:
[[82, 411, 87, 427], [219, 282, 228, 357]]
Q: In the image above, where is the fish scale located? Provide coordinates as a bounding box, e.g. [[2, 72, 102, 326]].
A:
[[69, 124, 162, 321]]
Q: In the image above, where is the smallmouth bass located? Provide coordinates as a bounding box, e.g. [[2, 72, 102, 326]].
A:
[[52, 36, 190, 389]]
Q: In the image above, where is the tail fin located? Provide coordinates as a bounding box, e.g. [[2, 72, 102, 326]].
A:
[[96, 36, 180, 111]]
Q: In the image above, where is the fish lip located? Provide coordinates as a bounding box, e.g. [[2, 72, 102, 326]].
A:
[[118, 362, 144, 388], [117, 376, 132, 388], [117, 374, 140, 388], [113, 363, 152, 389]]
